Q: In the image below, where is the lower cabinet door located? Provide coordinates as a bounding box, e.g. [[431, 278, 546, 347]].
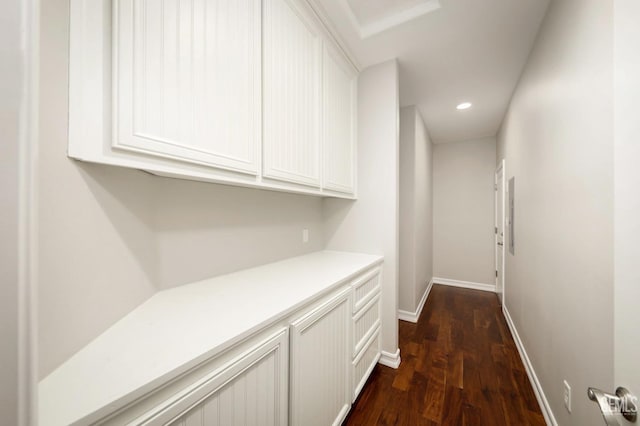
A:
[[289, 288, 351, 426], [127, 329, 289, 426]]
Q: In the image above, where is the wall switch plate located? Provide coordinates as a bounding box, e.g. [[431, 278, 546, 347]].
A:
[[302, 229, 309, 243], [563, 380, 572, 413]]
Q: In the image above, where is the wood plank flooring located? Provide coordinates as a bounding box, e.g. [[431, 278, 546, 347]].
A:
[[343, 285, 545, 426]]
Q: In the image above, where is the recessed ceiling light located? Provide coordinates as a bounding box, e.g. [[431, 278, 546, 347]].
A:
[[456, 102, 472, 110]]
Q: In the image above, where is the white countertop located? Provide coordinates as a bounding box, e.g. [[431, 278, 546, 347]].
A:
[[39, 250, 383, 426]]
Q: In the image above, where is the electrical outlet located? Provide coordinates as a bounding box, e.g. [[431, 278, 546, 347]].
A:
[[302, 228, 309, 243], [563, 380, 572, 413]]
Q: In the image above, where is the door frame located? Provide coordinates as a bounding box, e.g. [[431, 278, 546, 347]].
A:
[[4, 0, 40, 423], [613, 0, 640, 413], [494, 159, 506, 304]]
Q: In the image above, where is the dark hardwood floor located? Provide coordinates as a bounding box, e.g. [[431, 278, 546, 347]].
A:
[[344, 285, 545, 426]]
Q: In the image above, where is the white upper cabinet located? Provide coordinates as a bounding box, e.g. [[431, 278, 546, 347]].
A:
[[113, 0, 260, 174], [262, 0, 322, 188], [69, 0, 357, 198], [322, 44, 357, 194]]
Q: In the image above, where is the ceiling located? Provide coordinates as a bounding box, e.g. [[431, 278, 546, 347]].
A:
[[314, 0, 551, 143]]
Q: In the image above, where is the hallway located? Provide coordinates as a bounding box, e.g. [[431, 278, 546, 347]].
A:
[[344, 285, 545, 425]]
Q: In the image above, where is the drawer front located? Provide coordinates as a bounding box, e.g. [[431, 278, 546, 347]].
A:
[[352, 330, 380, 403], [352, 267, 381, 313], [353, 294, 380, 357]]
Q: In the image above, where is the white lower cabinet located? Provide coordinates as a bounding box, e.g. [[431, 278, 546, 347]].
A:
[[289, 288, 352, 426], [165, 331, 288, 426], [350, 269, 382, 403], [91, 266, 382, 426], [110, 329, 289, 426]]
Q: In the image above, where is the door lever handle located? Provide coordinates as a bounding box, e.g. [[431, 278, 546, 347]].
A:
[[497, 242, 504, 246], [587, 387, 637, 425]]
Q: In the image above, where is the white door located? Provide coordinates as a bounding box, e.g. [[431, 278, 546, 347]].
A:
[[613, 0, 640, 422], [495, 160, 505, 304], [587, 2, 640, 424]]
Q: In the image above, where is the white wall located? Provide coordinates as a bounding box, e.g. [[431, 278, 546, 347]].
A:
[[38, 0, 158, 378], [38, 0, 327, 378], [433, 138, 496, 285], [154, 179, 324, 289], [413, 111, 433, 306], [324, 59, 400, 362], [497, 0, 613, 424], [399, 106, 433, 314]]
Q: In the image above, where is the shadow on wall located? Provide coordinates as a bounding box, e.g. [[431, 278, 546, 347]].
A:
[[322, 198, 362, 250], [76, 162, 158, 283], [76, 160, 326, 289]]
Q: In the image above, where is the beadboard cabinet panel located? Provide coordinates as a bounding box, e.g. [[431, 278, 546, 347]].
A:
[[114, 0, 261, 174], [263, 0, 322, 187], [164, 331, 287, 426], [39, 252, 383, 425], [108, 329, 289, 426], [322, 45, 357, 194], [69, 0, 358, 198], [290, 288, 351, 426]]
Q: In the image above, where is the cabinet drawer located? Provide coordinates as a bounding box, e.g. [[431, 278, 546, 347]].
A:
[[351, 267, 381, 313], [353, 294, 380, 357], [352, 329, 380, 403]]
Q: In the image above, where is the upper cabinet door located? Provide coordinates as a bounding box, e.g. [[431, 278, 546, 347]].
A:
[[322, 46, 357, 194], [262, 0, 322, 187], [113, 0, 260, 174]]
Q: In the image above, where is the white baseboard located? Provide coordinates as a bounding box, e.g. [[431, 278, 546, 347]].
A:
[[432, 277, 496, 293], [378, 348, 401, 369], [398, 279, 433, 323], [503, 306, 557, 426]]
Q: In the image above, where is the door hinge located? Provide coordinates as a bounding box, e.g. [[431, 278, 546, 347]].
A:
[[495, 227, 498, 234], [496, 270, 498, 277], [494, 184, 497, 190]]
